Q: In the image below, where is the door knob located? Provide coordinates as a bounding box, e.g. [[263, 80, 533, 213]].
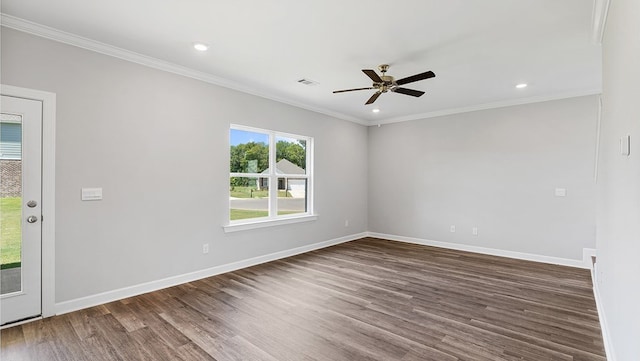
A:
[[27, 200, 37, 208], [27, 215, 38, 223]]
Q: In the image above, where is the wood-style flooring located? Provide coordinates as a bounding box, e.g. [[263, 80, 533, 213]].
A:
[[1, 238, 606, 360]]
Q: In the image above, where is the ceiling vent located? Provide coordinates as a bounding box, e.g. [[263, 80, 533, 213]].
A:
[[297, 78, 319, 86]]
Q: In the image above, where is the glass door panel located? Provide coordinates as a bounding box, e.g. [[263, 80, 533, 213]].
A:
[[1, 113, 23, 295]]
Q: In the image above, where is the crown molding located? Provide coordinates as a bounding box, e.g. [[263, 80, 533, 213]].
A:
[[0, 14, 369, 126], [371, 89, 602, 126], [591, 0, 611, 44], [1, 14, 600, 128]]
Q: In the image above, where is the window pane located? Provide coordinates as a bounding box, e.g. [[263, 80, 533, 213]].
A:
[[229, 177, 268, 221], [275, 136, 306, 175], [230, 129, 269, 173], [277, 178, 307, 216], [228, 126, 312, 224]]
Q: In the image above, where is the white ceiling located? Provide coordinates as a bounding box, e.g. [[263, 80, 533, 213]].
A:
[[1, 0, 601, 125]]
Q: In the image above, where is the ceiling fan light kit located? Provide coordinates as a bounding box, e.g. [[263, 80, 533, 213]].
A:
[[333, 64, 436, 105]]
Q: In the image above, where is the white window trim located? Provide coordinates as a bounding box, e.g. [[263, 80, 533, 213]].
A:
[[225, 124, 315, 232], [223, 214, 318, 233]]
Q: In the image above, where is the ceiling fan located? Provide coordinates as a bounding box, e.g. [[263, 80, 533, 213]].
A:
[[333, 64, 436, 105]]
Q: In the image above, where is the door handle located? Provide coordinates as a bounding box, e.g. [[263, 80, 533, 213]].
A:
[[26, 215, 38, 224]]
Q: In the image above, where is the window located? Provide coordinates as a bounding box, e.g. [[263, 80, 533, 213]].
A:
[[228, 125, 313, 228]]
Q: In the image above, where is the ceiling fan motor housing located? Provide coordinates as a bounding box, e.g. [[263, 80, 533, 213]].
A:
[[375, 65, 394, 92], [375, 76, 395, 92]]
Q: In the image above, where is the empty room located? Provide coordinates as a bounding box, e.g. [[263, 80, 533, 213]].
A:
[[0, 0, 638, 360]]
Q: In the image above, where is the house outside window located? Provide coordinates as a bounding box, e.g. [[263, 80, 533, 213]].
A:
[[0, 120, 22, 160], [229, 125, 313, 224], [0, 117, 22, 197]]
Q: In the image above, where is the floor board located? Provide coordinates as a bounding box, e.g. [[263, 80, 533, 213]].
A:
[[0, 238, 606, 360]]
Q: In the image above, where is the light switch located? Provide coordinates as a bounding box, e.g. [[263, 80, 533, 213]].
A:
[[82, 188, 103, 201], [555, 188, 566, 197]]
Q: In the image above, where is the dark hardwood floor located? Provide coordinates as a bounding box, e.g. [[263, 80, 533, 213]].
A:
[[1, 238, 606, 360]]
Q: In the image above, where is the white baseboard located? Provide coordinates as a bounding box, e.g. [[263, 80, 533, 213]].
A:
[[55, 232, 366, 315], [367, 232, 590, 269], [591, 265, 617, 361], [54, 232, 596, 315], [54, 232, 613, 358]]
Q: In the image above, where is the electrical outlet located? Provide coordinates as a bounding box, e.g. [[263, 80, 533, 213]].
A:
[[345, 219, 349, 227], [450, 225, 456, 233], [202, 243, 209, 254], [472, 227, 478, 236], [555, 188, 567, 197]]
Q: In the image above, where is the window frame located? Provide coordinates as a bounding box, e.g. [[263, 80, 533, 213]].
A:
[[224, 124, 316, 232]]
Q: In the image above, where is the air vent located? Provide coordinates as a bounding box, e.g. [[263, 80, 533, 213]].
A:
[[297, 78, 319, 86]]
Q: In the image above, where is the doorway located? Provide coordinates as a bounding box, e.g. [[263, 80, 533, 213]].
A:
[[1, 95, 43, 325], [0, 85, 55, 326]]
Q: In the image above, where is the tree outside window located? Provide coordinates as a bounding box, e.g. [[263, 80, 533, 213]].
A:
[[229, 125, 312, 222]]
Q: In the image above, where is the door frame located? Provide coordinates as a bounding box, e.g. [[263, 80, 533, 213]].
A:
[[1, 84, 56, 319]]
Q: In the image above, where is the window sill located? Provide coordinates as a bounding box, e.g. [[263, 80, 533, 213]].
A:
[[223, 214, 318, 233]]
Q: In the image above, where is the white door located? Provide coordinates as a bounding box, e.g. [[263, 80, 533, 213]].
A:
[[0, 95, 43, 325]]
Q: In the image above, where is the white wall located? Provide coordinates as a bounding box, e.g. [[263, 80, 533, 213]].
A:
[[368, 96, 598, 260], [598, 0, 640, 359], [1, 28, 368, 304]]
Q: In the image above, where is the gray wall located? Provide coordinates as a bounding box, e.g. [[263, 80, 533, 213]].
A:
[[598, 0, 640, 358], [1, 28, 369, 303], [2, 25, 610, 329], [368, 96, 598, 260]]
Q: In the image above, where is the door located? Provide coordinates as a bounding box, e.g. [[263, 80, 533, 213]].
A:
[[1, 95, 42, 325]]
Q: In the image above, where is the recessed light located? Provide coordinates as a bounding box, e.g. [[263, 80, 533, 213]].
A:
[[372, 108, 380, 113], [515, 83, 528, 89], [193, 43, 209, 51]]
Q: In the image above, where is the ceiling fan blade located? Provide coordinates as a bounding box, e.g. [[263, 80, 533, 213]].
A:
[[396, 71, 435, 86], [365, 91, 382, 105], [393, 87, 425, 97], [362, 69, 383, 83], [333, 87, 375, 93]]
